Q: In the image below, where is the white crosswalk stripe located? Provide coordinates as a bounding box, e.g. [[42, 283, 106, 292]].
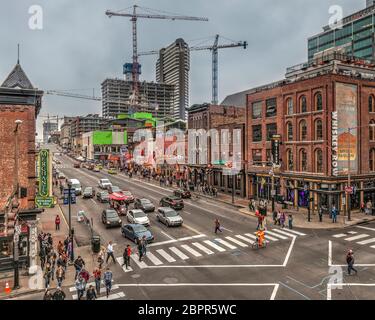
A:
[[264, 234, 279, 241], [130, 254, 148, 268], [180, 244, 203, 257], [156, 249, 176, 262], [69, 280, 114, 292], [169, 247, 189, 260], [72, 285, 120, 300], [146, 252, 163, 265], [215, 238, 237, 249], [116, 257, 133, 272], [347, 231, 357, 234], [225, 236, 248, 247], [371, 245, 375, 249], [244, 233, 269, 243], [333, 233, 347, 238], [344, 234, 369, 241], [203, 240, 226, 252], [97, 292, 125, 300], [271, 229, 296, 238], [192, 242, 214, 255], [265, 230, 288, 240], [280, 229, 306, 236], [235, 234, 254, 244], [357, 238, 375, 245]]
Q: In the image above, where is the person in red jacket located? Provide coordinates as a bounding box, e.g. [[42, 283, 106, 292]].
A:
[[55, 215, 61, 231]]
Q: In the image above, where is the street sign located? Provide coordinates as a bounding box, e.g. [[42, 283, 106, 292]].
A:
[[345, 186, 353, 194], [63, 188, 76, 205], [35, 196, 54, 208]]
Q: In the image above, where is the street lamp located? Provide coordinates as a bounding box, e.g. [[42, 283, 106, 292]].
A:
[[67, 180, 74, 262]]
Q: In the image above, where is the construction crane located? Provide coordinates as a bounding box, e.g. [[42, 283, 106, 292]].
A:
[[105, 5, 208, 112], [46, 89, 101, 101], [138, 35, 247, 105], [39, 114, 61, 128]]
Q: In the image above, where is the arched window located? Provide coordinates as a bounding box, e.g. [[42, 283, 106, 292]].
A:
[[287, 149, 294, 171], [315, 119, 323, 140], [369, 95, 375, 113], [370, 149, 375, 171], [287, 122, 293, 141], [287, 98, 293, 115], [300, 149, 307, 172], [370, 120, 375, 141], [299, 120, 307, 141], [315, 92, 323, 111], [300, 96, 307, 113], [315, 149, 323, 173]]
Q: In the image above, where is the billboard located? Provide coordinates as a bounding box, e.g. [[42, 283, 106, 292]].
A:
[[333, 83, 358, 176], [93, 131, 112, 145]]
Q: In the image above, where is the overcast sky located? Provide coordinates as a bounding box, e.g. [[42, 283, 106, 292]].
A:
[[0, 0, 363, 137]]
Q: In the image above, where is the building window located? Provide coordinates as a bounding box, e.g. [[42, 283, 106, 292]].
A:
[[266, 149, 272, 164], [252, 101, 262, 119], [287, 98, 293, 115], [370, 149, 375, 171], [315, 149, 323, 173], [315, 119, 323, 140], [287, 149, 293, 171], [315, 92, 323, 111], [369, 95, 375, 113], [266, 98, 277, 117], [300, 149, 307, 172], [266, 123, 277, 141], [287, 122, 293, 141], [300, 95, 307, 113], [252, 125, 262, 142], [252, 149, 262, 165], [370, 120, 375, 141], [299, 120, 307, 141]]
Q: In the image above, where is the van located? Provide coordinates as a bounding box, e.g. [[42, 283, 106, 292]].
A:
[[68, 178, 82, 195]]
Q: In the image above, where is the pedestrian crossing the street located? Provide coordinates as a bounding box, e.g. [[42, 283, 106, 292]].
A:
[[332, 230, 375, 250], [68, 279, 125, 300], [116, 228, 306, 272]]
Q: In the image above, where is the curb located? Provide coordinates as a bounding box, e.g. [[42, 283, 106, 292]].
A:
[[0, 288, 45, 300]]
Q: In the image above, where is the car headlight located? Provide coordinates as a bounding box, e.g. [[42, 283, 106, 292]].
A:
[[119, 219, 122, 223], [107, 221, 110, 224]]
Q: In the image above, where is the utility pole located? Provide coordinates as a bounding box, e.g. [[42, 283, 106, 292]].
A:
[[346, 128, 352, 221], [232, 170, 235, 204]]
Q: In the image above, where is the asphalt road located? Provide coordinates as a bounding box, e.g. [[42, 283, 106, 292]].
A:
[[16, 145, 375, 301]]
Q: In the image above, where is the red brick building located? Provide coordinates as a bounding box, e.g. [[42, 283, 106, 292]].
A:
[[246, 53, 375, 215], [187, 103, 246, 197]]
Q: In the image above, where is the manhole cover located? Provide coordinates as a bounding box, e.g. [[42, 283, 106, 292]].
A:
[[164, 277, 178, 284], [231, 250, 241, 256]]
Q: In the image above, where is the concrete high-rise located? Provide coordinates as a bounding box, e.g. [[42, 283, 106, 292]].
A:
[[156, 38, 190, 121]]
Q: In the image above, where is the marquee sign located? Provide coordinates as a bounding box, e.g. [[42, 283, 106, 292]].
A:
[[38, 149, 50, 197]]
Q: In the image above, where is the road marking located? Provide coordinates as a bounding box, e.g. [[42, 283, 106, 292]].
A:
[[280, 229, 306, 236], [180, 244, 202, 257], [271, 229, 297, 238], [244, 233, 270, 244], [90, 199, 96, 205], [327, 283, 375, 301], [235, 234, 254, 244], [270, 284, 279, 300], [344, 234, 369, 241], [203, 240, 226, 252], [215, 238, 237, 250], [333, 233, 347, 238], [182, 223, 203, 235], [130, 254, 148, 269], [225, 236, 248, 247], [177, 234, 206, 241], [97, 292, 125, 300], [161, 231, 176, 241], [371, 245, 375, 248], [69, 280, 114, 292], [148, 239, 177, 247], [357, 226, 375, 232], [192, 242, 214, 255], [156, 249, 176, 263], [347, 231, 357, 234], [357, 238, 375, 245], [264, 234, 279, 241], [266, 230, 288, 240], [116, 257, 134, 272], [169, 247, 189, 260], [282, 234, 297, 267], [72, 285, 120, 299], [146, 252, 163, 265], [183, 211, 192, 215]]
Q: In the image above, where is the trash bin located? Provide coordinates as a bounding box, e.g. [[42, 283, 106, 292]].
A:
[[91, 236, 100, 253]]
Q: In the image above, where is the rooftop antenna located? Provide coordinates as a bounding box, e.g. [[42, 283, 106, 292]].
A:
[[17, 43, 20, 64]]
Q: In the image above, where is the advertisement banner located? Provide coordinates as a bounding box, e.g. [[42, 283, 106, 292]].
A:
[[38, 149, 50, 197], [333, 83, 358, 175]]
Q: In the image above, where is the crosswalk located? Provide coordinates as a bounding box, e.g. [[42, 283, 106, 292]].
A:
[[116, 228, 306, 272], [332, 230, 375, 249], [68, 279, 125, 300]]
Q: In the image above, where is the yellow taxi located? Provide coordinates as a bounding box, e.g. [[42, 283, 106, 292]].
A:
[[108, 168, 117, 175]]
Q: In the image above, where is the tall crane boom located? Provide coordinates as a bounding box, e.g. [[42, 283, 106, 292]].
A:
[[46, 90, 101, 101], [106, 5, 208, 112], [138, 35, 247, 104]]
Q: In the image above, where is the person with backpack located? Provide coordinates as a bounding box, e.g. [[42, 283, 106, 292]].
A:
[[103, 267, 113, 298], [75, 275, 86, 300], [86, 285, 97, 300], [74, 256, 85, 280], [55, 215, 61, 231], [93, 268, 101, 296], [346, 249, 358, 275], [52, 287, 66, 300], [214, 218, 222, 234]]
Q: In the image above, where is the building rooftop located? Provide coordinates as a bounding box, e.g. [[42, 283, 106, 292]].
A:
[[1, 63, 34, 90]]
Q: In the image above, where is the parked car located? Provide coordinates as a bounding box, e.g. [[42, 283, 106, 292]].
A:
[[98, 178, 112, 190], [96, 190, 110, 203], [159, 196, 184, 210], [121, 224, 154, 243], [173, 189, 191, 199], [58, 172, 65, 179], [122, 191, 134, 203], [108, 185, 122, 194], [101, 209, 122, 228], [157, 207, 183, 227], [134, 198, 155, 212], [82, 187, 95, 198], [126, 209, 150, 226], [108, 168, 117, 174]]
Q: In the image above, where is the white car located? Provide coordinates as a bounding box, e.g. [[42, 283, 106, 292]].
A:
[[156, 207, 183, 227], [98, 178, 112, 190], [126, 209, 150, 226]]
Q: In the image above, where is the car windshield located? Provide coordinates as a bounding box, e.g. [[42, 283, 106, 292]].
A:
[[100, 191, 108, 196], [141, 199, 151, 204], [133, 225, 147, 233], [106, 211, 118, 219], [72, 183, 80, 189], [165, 210, 178, 217], [133, 211, 146, 218], [85, 187, 92, 192], [170, 196, 180, 200]]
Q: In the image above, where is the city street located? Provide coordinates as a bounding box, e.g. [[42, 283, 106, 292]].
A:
[[17, 147, 373, 301]]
